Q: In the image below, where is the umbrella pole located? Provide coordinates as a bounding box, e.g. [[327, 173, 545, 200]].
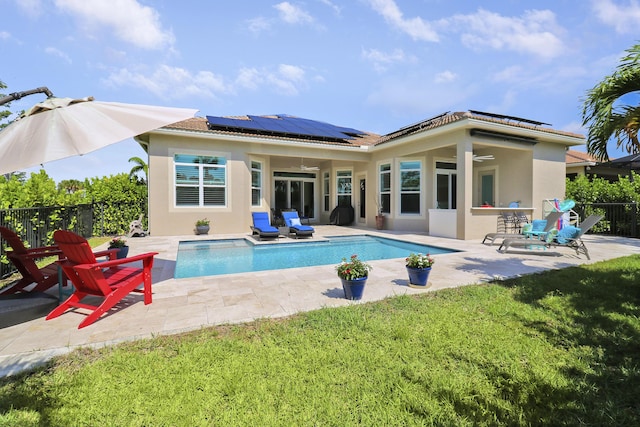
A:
[[0, 87, 53, 106]]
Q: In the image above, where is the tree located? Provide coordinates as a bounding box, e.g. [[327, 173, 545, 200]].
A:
[[582, 42, 640, 161], [128, 156, 148, 183], [0, 80, 10, 130]]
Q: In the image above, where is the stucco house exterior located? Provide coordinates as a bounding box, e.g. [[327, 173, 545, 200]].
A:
[[136, 110, 584, 240]]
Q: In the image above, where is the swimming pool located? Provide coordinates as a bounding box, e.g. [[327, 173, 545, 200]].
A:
[[174, 235, 458, 278]]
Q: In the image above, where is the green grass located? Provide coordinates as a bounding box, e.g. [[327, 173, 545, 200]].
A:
[[1, 255, 639, 426]]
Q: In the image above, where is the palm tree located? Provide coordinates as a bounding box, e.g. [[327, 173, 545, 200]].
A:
[[582, 42, 640, 161], [128, 156, 148, 183]]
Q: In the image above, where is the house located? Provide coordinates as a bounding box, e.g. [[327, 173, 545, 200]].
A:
[[136, 110, 584, 240], [566, 149, 631, 182]]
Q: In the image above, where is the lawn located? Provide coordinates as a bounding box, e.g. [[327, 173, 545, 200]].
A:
[[1, 255, 639, 426]]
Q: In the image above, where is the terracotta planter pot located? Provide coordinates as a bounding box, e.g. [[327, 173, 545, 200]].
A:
[[375, 215, 385, 230]]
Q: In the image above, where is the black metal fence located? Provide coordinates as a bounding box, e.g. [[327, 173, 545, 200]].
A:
[[574, 203, 639, 238], [1, 202, 146, 278]]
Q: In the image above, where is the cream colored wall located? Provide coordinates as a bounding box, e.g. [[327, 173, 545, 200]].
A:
[[148, 133, 256, 236], [147, 125, 579, 240], [531, 142, 567, 218], [368, 129, 467, 232]]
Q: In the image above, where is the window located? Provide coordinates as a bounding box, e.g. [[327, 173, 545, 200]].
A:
[[174, 154, 226, 207], [436, 161, 456, 209], [400, 161, 421, 214], [336, 170, 352, 207], [379, 163, 391, 214], [251, 160, 262, 207], [323, 172, 330, 212], [475, 166, 497, 207]]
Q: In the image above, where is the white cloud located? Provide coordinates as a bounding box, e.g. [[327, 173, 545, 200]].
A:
[[104, 65, 229, 99], [267, 64, 307, 96], [366, 0, 439, 42], [54, 0, 175, 50], [361, 48, 410, 71], [434, 70, 457, 83], [592, 0, 640, 34], [45, 46, 72, 64], [492, 65, 524, 83], [443, 9, 565, 60], [0, 31, 10, 40], [247, 17, 272, 34], [319, 0, 342, 16], [274, 2, 314, 24], [235, 68, 264, 90], [106, 63, 311, 99], [14, 0, 44, 18]]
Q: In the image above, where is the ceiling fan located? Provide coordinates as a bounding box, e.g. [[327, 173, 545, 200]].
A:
[[453, 153, 495, 162], [472, 154, 495, 162], [298, 158, 319, 171]]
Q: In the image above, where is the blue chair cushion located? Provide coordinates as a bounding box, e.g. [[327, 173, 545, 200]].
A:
[[530, 219, 546, 233], [252, 212, 278, 233], [556, 226, 580, 244]]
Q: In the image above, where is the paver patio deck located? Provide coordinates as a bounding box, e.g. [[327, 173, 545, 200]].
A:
[[1, 225, 638, 377]]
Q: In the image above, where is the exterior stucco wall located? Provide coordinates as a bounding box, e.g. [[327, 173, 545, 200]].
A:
[[145, 118, 582, 239], [148, 133, 255, 236]]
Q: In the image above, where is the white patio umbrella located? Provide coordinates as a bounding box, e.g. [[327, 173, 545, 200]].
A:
[[0, 95, 198, 175]]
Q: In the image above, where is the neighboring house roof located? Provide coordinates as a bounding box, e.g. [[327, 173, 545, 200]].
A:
[[566, 150, 598, 166], [162, 110, 584, 148]]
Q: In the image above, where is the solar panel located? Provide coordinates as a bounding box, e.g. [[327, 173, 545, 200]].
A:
[[206, 114, 366, 142]]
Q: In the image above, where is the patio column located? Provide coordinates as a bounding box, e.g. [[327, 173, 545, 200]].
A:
[[456, 139, 473, 239]]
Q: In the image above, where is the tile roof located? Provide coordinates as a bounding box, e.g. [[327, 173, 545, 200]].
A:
[[164, 117, 380, 147], [566, 150, 598, 164], [162, 110, 584, 148]]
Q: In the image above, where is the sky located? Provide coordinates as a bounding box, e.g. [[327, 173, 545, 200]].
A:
[[1, 0, 640, 183]]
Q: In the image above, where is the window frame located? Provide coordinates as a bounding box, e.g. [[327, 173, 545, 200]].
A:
[[251, 159, 263, 207], [378, 162, 391, 214], [335, 169, 353, 207], [173, 153, 228, 208], [398, 159, 422, 215]]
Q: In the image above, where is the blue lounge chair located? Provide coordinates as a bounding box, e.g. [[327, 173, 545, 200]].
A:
[[282, 211, 314, 238], [483, 211, 563, 245], [250, 212, 280, 240], [498, 214, 603, 260]]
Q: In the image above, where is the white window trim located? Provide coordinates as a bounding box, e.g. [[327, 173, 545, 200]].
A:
[[377, 160, 392, 215], [335, 168, 353, 207], [171, 148, 230, 209], [250, 158, 264, 207], [322, 170, 330, 212], [396, 158, 424, 218], [434, 158, 457, 210], [475, 165, 499, 207]]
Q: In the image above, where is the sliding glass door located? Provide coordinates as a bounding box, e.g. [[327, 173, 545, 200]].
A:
[[274, 172, 315, 219]]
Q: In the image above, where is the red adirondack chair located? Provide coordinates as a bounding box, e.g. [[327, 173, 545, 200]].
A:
[[0, 226, 64, 295], [47, 230, 158, 329]]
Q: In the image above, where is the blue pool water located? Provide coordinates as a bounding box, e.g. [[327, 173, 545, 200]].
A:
[[174, 235, 457, 278]]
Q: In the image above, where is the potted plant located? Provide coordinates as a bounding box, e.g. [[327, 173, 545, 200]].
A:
[[195, 218, 210, 235], [335, 254, 372, 300], [405, 252, 434, 288], [108, 236, 129, 259]]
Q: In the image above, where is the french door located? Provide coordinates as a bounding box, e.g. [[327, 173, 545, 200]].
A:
[[274, 173, 315, 219]]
